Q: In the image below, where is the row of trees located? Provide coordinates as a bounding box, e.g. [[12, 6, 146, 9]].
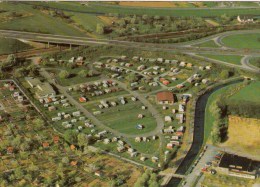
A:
[[210, 99, 228, 144], [58, 69, 94, 79], [99, 14, 211, 37]]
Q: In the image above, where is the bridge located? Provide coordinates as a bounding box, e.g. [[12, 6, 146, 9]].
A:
[[1, 29, 260, 73], [1, 29, 260, 56]]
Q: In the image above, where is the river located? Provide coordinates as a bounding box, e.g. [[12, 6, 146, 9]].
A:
[[166, 79, 243, 187]]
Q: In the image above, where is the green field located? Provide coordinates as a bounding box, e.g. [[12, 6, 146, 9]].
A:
[[127, 138, 160, 155], [25, 2, 260, 17], [221, 33, 260, 49], [230, 81, 260, 103], [96, 101, 157, 135], [200, 54, 242, 65], [0, 37, 32, 55], [249, 57, 260, 68], [0, 3, 85, 36], [194, 40, 220, 48]]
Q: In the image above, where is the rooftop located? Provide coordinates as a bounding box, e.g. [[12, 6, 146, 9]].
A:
[[219, 153, 259, 172], [156, 91, 174, 102]]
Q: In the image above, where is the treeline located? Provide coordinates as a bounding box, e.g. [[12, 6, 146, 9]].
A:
[[210, 82, 260, 144], [224, 100, 260, 119]]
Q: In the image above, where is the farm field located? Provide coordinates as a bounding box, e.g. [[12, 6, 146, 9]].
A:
[[249, 57, 260, 68], [230, 81, 260, 103], [221, 33, 260, 49], [221, 116, 260, 156], [200, 54, 242, 65], [194, 40, 220, 48], [0, 37, 32, 55], [24, 2, 260, 17]]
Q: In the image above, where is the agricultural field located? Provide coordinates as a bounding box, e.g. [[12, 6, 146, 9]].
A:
[[200, 54, 242, 65], [0, 37, 32, 55], [221, 33, 260, 49], [23, 2, 260, 17], [221, 116, 260, 156]]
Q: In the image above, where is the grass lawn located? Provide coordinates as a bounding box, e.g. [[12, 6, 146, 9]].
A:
[[249, 57, 260, 68], [0, 37, 32, 55], [230, 81, 260, 103], [0, 3, 85, 36], [221, 33, 260, 49], [200, 54, 242, 65], [194, 40, 220, 48], [126, 138, 160, 155], [96, 100, 157, 135]]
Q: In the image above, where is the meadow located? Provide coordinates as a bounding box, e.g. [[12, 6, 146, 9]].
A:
[[230, 81, 260, 103], [200, 54, 242, 65], [221, 33, 260, 49]]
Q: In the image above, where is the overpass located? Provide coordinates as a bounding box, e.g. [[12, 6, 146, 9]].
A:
[[1, 29, 260, 55], [1, 29, 260, 73]]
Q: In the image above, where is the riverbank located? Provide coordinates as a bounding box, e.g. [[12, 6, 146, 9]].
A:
[[165, 77, 244, 187]]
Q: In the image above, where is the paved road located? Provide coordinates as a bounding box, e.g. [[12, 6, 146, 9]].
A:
[[184, 145, 220, 187], [186, 52, 260, 73], [1, 29, 260, 56], [179, 29, 260, 47], [241, 55, 260, 71]]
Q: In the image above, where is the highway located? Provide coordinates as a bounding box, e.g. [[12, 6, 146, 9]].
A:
[[1, 29, 260, 55], [1, 29, 260, 73]]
